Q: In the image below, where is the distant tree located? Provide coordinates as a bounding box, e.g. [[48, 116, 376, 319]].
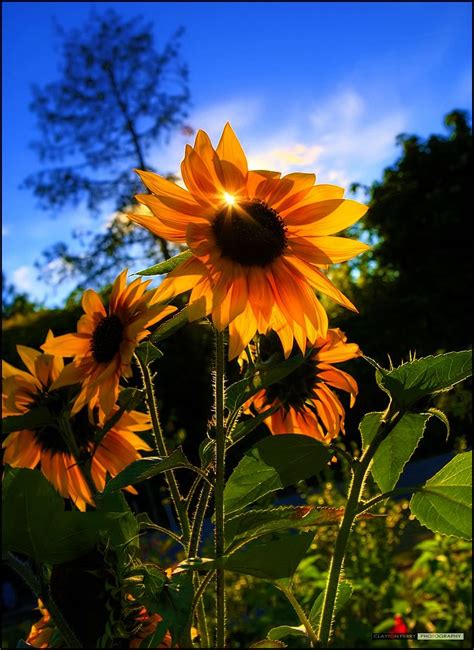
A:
[[24, 9, 191, 287], [335, 109, 472, 360], [2, 272, 37, 319]]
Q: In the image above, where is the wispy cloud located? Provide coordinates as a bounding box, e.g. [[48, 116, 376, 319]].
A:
[[12, 265, 33, 292]]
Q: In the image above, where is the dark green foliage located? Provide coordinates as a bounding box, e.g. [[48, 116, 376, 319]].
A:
[[24, 9, 190, 287]]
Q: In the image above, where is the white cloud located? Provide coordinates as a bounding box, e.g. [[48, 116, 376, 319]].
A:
[[12, 265, 34, 292]]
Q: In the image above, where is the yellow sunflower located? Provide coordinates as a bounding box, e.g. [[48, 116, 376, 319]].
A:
[[26, 600, 174, 649], [246, 328, 361, 442], [2, 337, 153, 511], [129, 123, 369, 359], [41, 270, 176, 415]]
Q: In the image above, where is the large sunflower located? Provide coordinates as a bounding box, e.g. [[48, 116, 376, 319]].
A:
[[41, 270, 176, 415], [2, 336, 153, 511], [129, 123, 369, 359], [246, 329, 361, 442]]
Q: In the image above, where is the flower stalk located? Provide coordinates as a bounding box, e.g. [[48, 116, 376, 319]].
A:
[[136, 353, 190, 544], [214, 328, 227, 648], [317, 407, 403, 646]]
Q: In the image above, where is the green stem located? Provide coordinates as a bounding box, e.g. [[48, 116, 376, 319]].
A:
[[317, 408, 403, 646], [214, 329, 227, 648], [6, 553, 82, 649], [189, 483, 212, 648], [281, 586, 319, 648], [136, 354, 190, 544], [59, 413, 98, 502]]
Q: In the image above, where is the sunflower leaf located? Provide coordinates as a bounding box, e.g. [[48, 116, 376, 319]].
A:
[[103, 448, 191, 494], [309, 580, 353, 628], [117, 387, 145, 411], [135, 341, 163, 365], [2, 407, 52, 434], [367, 413, 433, 493], [229, 407, 277, 446], [377, 350, 472, 409], [409, 452, 472, 540], [266, 625, 307, 642], [2, 467, 113, 564], [221, 530, 314, 580], [135, 249, 192, 276], [224, 434, 332, 514], [151, 305, 191, 343], [251, 640, 290, 648], [225, 505, 343, 551], [226, 353, 307, 413]]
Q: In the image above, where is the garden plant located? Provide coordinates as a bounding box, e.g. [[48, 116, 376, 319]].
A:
[[2, 124, 472, 648]]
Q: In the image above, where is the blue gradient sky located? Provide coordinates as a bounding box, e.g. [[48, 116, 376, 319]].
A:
[[2, 2, 472, 306]]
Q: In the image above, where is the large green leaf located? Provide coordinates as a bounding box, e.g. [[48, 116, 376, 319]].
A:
[[267, 625, 307, 642], [151, 306, 192, 343], [2, 467, 111, 564], [377, 350, 472, 409], [142, 570, 194, 646], [410, 452, 472, 539], [225, 505, 343, 551], [103, 448, 191, 494], [223, 531, 314, 580], [359, 412, 384, 450], [135, 341, 163, 365], [2, 407, 52, 434], [370, 413, 432, 493], [226, 353, 307, 412], [309, 580, 353, 628], [136, 249, 192, 276], [224, 435, 332, 515]]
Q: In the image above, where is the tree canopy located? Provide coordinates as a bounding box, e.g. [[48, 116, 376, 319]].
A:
[[24, 9, 190, 288]]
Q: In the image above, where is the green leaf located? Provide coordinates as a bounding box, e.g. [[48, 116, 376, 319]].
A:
[[224, 434, 332, 515], [144, 570, 194, 646], [103, 448, 191, 494], [151, 306, 192, 343], [2, 467, 109, 564], [199, 438, 214, 467], [2, 407, 52, 434], [267, 625, 307, 642], [225, 505, 343, 551], [309, 580, 353, 628], [410, 452, 472, 540], [117, 387, 145, 411], [359, 412, 384, 449], [136, 249, 193, 276], [135, 341, 163, 365], [95, 491, 140, 556], [378, 350, 472, 409], [223, 531, 314, 580], [370, 413, 432, 493], [251, 640, 289, 648], [230, 408, 276, 446], [226, 353, 307, 412]]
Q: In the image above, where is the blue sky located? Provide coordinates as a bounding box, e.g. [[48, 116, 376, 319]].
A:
[[2, 1, 472, 306]]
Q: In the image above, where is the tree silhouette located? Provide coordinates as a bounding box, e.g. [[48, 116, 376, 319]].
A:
[[24, 9, 190, 288]]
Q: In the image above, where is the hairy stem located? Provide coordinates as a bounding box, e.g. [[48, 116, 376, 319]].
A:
[[136, 354, 190, 544], [214, 329, 227, 648], [281, 586, 319, 648], [318, 408, 403, 646], [189, 483, 212, 648]]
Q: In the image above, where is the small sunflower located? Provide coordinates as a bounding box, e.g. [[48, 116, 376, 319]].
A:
[[247, 329, 361, 442], [129, 123, 369, 359], [2, 337, 153, 511], [41, 270, 176, 415]]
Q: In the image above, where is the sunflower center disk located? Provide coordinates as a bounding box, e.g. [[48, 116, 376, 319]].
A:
[[91, 315, 124, 363], [32, 391, 95, 455], [265, 358, 319, 412], [212, 199, 287, 267]]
